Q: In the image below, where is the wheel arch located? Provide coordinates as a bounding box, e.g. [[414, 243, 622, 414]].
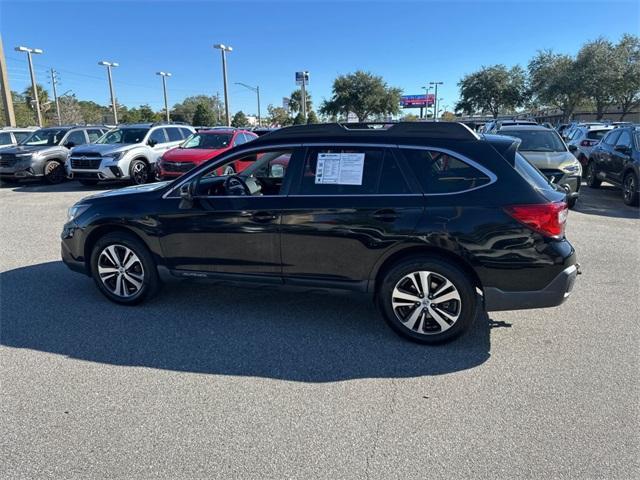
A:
[[83, 224, 153, 271]]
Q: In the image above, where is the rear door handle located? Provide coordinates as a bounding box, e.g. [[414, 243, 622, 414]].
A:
[[372, 209, 398, 222]]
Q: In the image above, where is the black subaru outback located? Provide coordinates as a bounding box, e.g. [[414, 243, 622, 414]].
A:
[[61, 122, 579, 344]]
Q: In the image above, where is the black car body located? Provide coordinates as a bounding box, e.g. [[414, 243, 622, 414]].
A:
[[61, 122, 579, 343], [585, 126, 640, 206]]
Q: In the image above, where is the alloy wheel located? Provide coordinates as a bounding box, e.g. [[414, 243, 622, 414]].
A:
[[391, 271, 461, 334], [623, 175, 635, 203], [98, 244, 145, 298], [45, 161, 65, 183], [132, 162, 148, 184]]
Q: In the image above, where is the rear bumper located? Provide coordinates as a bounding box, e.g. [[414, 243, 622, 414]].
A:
[[484, 263, 580, 311]]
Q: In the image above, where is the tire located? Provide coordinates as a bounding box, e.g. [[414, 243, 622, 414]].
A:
[[90, 231, 160, 305], [79, 179, 98, 186], [586, 161, 601, 188], [377, 256, 477, 344], [129, 159, 149, 185], [43, 160, 66, 184], [567, 196, 578, 209], [222, 165, 236, 176], [622, 171, 639, 207]]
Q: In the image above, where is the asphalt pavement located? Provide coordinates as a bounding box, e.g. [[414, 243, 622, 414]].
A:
[[1, 180, 638, 479]]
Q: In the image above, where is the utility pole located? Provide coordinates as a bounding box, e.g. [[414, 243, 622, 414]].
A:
[[300, 71, 308, 122], [429, 81, 443, 121], [215, 91, 221, 124], [98, 61, 119, 124], [214, 44, 233, 127], [50, 68, 61, 125], [156, 71, 172, 122], [0, 35, 16, 126], [234, 82, 261, 126], [15, 45, 44, 126]]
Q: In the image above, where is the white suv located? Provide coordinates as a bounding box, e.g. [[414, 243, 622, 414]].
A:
[[68, 123, 195, 186], [0, 127, 37, 149], [565, 125, 614, 166]]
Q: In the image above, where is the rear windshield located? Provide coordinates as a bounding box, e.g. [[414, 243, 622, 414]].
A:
[[514, 152, 554, 192], [505, 129, 566, 152], [586, 130, 611, 140]]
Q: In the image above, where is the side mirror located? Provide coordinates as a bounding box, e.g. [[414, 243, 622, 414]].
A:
[[270, 164, 285, 178], [64, 141, 75, 149], [148, 139, 158, 147], [179, 181, 195, 209], [568, 144, 577, 153]]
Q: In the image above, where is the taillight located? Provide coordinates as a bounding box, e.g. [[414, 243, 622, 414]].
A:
[[580, 140, 597, 147], [504, 202, 568, 238]]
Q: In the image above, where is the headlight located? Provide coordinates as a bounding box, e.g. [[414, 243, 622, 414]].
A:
[[104, 151, 124, 162], [67, 204, 90, 222], [562, 163, 581, 174]]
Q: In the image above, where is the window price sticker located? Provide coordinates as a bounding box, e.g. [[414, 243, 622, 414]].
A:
[[315, 152, 365, 185]]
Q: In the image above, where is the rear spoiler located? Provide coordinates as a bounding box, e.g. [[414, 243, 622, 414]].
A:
[[482, 134, 521, 166]]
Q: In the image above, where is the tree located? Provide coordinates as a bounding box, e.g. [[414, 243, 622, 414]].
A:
[[48, 94, 83, 125], [137, 104, 160, 122], [576, 38, 618, 120], [171, 95, 223, 124], [320, 70, 402, 121], [231, 110, 249, 127], [78, 100, 110, 124], [0, 90, 36, 126], [455, 65, 527, 118], [440, 111, 456, 122], [289, 89, 312, 114], [192, 103, 216, 126], [306, 110, 319, 124], [267, 104, 292, 127], [612, 34, 640, 120], [401, 113, 420, 121], [528, 51, 584, 122], [292, 112, 305, 125]]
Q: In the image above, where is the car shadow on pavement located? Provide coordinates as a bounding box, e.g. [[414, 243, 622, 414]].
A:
[[1, 261, 491, 382], [0, 180, 117, 193], [573, 183, 639, 219]]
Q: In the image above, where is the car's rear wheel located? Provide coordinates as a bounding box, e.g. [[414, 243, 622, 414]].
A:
[[43, 160, 66, 184], [90, 232, 160, 305], [586, 161, 601, 188], [79, 179, 98, 186], [623, 171, 639, 206], [378, 257, 477, 344], [130, 159, 149, 185]]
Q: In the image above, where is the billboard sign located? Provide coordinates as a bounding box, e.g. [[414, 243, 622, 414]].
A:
[[295, 71, 310, 86], [400, 94, 435, 108]]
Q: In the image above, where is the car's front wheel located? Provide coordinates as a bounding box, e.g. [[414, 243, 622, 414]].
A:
[[586, 161, 601, 188], [129, 159, 149, 185], [623, 171, 639, 207], [378, 257, 477, 344], [90, 232, 160, 305], [43, 160, 66, 184]]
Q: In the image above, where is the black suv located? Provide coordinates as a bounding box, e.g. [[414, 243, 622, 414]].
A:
[[61, 123, 579, 344], [585, 125, 640, 206]]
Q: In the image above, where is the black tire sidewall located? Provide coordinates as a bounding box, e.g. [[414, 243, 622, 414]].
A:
[[44, 160, 65, 184], [623, 172, 639, 206], [586, 161, 601, 188], [90, 232, 159, 305], [378, 257, 477, 344], [129, 160, 148, 185]]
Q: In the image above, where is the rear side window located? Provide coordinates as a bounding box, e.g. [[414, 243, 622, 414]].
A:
[[180, 128, 193, 139], [401, 148, 491, 194], [165, 128, 183, 142], [298, 147, 385, 195]]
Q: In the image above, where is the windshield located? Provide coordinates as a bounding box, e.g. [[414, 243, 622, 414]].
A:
[[22, 128, 68, 146], [181, 133, 233, 149], [97, 128, 149, 145], [505, 129, 566, 152], [586, 129, 612, 140]]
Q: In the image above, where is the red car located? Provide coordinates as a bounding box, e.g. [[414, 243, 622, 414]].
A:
[[157, 129, 258, 179]]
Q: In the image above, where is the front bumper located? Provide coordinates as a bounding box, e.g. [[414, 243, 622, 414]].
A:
[[68, 157, 126, 181], [484, 263, 580, 311]]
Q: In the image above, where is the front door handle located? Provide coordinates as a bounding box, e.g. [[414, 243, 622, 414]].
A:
[[372, 209, 398, 222]]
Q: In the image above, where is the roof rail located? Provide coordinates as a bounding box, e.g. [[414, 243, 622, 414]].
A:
[[260, 122, 478, 141]]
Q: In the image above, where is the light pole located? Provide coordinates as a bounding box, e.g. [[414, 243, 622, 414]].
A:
[[235, 82, 261, 126], [214, 44, 233, 126], [15, 46, 44, 126], [429, 81, 443, 121], [156, 71, 172, 122], [98, 61, 119, 124], [421, 85, 433, 120]]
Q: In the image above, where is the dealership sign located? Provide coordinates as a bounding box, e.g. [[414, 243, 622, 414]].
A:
[[295, 71, 310, 86], [400, 94, 435, 108]]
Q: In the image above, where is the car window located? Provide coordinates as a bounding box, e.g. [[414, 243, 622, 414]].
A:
[[298, 147, 385, 196], [86, 129, 104, 142], [586, 130, 611, 140], [243, 133, 257, 144], [233, 133, 246, 146], [401, 148, 491, 194], [503, 129, 566, 152], [65, 130, 87, 146], [602, 130, 621, 146], [180, 128, 193, 139], [149, 128, 167, 145], [13, 131, 31, 143], [378, 153, 412, 194], [514, 152, 554, 193], [22, 128, 68, 146], [0, 132, 12, 145], [165, 127, 183, 142], [615, 130, 632, 148]]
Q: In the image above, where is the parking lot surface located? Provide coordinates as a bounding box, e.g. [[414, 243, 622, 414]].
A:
[[1, 181, 639, 479]]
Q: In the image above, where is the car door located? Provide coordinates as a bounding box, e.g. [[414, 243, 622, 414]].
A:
[[279, 145, 424, 290], [146, 128, 170, 163], [63, 129, 88, 149], [610, 130, 633, 183], [597, 130, 621, 177], [156, 146, 301, 278]]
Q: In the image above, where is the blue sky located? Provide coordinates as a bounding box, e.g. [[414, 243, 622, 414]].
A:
[[2, 0, 639, 117]]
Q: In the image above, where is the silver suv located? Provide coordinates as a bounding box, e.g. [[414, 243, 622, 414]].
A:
[[0, 125, 107, 184], [68, 123, 195, 186]]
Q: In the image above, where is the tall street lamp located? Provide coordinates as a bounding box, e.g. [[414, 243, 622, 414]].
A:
[[234, 82, 261, 126], [213, 44, 232, 126], [15, 46, 44, 126], [156, 71, 172, 122], [98, 61, 119, 124], [429, 81, 443, 121], [421, 85, 433, 120]]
